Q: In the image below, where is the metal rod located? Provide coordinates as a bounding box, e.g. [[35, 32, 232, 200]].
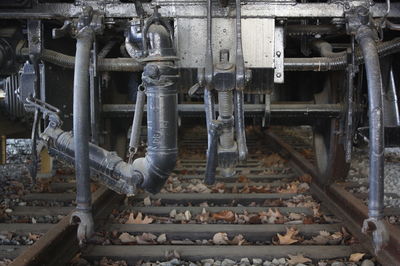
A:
[[102, 103, 343, 118], [129, 85, 146, 158], [71, 26, 94, 245], [357, 25, 388, 253]]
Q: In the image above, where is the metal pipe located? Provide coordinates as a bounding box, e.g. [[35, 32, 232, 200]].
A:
[[357, 25, 388, 252], [73, 27, 93, 213], [71, 26, 94, 244], [132, 63, 178, 194], [311, 40, 346, 57], [129, 85, 146, 156], [44, 127, 142, 195], [285, 37, 400, 71], [357, 25, 384, 221], [234, 90, 248, 161], [19, 48, 143, 72], [131, 22, 179, 194], [101, 103, 344, 118]]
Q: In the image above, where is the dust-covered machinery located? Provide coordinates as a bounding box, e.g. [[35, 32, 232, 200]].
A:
[[0, 0, 400, 252]]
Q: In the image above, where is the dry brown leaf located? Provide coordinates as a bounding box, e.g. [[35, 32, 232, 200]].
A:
[[157, 233, 167, 244], [212, 232, 229, 245], [143, 196, 152, 206], [197, 208, 210, 223], [28, 233, 41, 241], [287, 254, 312, 265], [330, 231, 343, 240], [213, 182, 225, 193], [249, 185, 270, 193], [278, 182, 299, 193], [136, 233, 157, 244], [126, 212, 153, 224], [230, 234, 245, 245], [349, 253, 365, 262], [212, 210, 236, 222], [288, 213, 302, 220], [239, 184, 250, 193], [119, 232, 136, 243], [263, 153, 285, 167], [237, 175, 249, 183], [299, 173, 312, 183], [277, 227, 299, 245]]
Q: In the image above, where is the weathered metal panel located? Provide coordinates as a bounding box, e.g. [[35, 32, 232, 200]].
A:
[[175, 18, 275, 68]]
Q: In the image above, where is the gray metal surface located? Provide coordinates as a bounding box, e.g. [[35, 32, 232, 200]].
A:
[[175, 18, 274, 68], [0, 2, 398, 19]]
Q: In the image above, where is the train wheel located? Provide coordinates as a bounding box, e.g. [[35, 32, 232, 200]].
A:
[[313, 73, 350, 185]]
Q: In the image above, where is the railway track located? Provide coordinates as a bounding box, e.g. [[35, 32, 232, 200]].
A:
[[1, 126, 399, 265]]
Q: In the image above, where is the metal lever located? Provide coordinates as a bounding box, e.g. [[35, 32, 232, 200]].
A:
[[52, 20, 72, 39], [204, 120, 223, 185], [129, 84, 146, 163], [234, 0, 248, 161]]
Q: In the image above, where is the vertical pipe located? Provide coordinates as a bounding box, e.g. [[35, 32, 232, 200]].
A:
[[129, 85, 146, 156], [356, 26, 384, 220], [73, 27, 94, 214]]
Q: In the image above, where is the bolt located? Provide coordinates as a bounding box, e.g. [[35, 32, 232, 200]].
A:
[[276, 73, 281, 78], [145, 64, 160, 79], [276, 51, 281, 57]]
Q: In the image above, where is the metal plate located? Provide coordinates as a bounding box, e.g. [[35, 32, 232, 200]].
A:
[[175, 18, 275, 68]]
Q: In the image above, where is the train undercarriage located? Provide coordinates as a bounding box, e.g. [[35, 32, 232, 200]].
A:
[[0, 0, 399, 254]]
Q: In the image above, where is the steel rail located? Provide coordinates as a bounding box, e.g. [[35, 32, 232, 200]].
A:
[[10, 187, 124, 266], [265, 130, 400, 266]]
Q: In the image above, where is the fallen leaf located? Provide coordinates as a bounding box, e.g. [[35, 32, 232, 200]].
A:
[[126, 212, 153, 224], [277, 227, 299, 245], [230, 234, 245, 245], [157, 233, 167, 244], [196, 208, 210, 223], [169, 209, 177, 218], [184, 210, 192, 221], [212, 210, 236, 222], [239, 184, 250, 193], [143, 196, 152, 206], [136, 233, 157, 244], [213, 232, 229, 245], [263, 153, 285, 167], [119, 232, 136, 243], [238, 175, 249, 183], [288, 213, 302, 220], [287, 254, 312, 265], [349, 253, 365, 262], [28, 233, 41, 241], [278, 182, 299, 193], [299, 174, 312, 183]]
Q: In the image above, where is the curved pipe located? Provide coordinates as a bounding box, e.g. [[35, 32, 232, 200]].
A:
[[356, 26, 385, 220], [19, 48, 143, 72], [132, 24, 179, 194], [73, 27, 93, 214], [311, 40, 346, 57], [285, 37, 400, 71]]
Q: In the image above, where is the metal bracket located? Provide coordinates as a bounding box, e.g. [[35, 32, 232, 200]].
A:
[[362, 217, 389, 253], [274, 26, 284, 84], [27, 20, 43, 57]]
